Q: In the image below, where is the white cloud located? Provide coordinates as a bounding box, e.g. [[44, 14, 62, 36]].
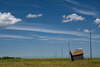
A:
[[94, 18, 100, 27], [83, 29, 90, 33], [0, 12, 21, 28], [0, 34, 34, 39], [62, 13, 84, 23], [74, 8, 97, 16], [65, 0, 80, 5], [94, 18, 100, 24], [26, 14, 43, 18], [83, 29, 95, 33], [63, 15, 66, 18]]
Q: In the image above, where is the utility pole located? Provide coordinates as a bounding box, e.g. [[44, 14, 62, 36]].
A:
[[56, 50, 57, 58], [90, 28, 92, 58], [68, 40, 70, 58], [61, 47, 63, 58]]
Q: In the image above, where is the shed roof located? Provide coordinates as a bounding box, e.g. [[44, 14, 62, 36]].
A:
[[70, 49, 84, 56]]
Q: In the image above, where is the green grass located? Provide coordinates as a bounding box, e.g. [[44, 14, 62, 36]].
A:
[[0, 58, 100, 67]]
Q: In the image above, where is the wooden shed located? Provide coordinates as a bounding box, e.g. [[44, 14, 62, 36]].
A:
[[70, 48, 84, 61]]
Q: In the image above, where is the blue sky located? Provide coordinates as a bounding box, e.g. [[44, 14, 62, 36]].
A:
[[0, 0, 100, 58]]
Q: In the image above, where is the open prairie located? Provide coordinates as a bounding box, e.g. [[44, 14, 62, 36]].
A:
[[0, 58, 100, 67]]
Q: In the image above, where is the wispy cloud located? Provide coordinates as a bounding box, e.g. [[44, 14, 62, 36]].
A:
[[26, 14, 43, 18], [32, 34, 89, 42], [32, 4, 44, 9], [77, 27, 81, 31], [6, 26, 87, 37], [32, 34, 100, 43], [62, 13, 84, 23], [74, 8, 97, 16], [0, 34, 34, 39], [92, 35, 100, 39], [65, 0, 80, 5], [65, 0, 97, 17], [6, 26, 100, 42], [0, 12, 21, 28]]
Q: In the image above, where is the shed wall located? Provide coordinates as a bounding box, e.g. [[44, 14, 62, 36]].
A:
[[71, 54, 84, 61]]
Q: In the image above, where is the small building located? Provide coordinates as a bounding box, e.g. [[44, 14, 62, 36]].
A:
[[70, 48, 84, 61]]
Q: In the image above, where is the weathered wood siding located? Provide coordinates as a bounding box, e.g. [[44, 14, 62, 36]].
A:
[[71, 54, 84, 61]]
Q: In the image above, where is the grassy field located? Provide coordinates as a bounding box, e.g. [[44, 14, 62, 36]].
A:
[[0, 58, 100, 67]]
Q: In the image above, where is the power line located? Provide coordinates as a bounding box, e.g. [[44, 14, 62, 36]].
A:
[[54, 50, 57, 58], [61, 46, 63, 58]]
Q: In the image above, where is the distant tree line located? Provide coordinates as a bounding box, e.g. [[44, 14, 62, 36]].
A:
[[0, 56, 21, 60]]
